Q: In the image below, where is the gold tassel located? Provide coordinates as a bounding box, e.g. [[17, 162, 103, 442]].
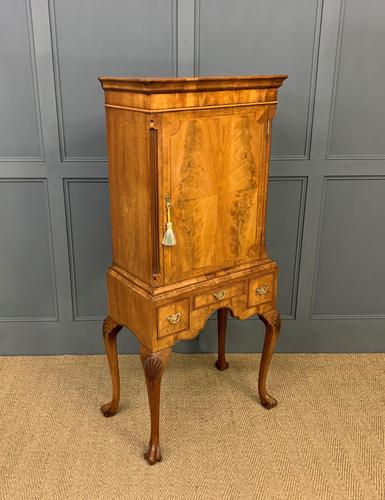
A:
[[162, 195, 176, 246]]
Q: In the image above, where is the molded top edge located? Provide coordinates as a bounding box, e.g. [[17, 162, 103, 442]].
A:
[[98, 74, 288, 93]]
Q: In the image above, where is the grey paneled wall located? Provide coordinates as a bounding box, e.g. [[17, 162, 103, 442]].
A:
[[328, 0, 385, 157], [50, 0, 176, 160], [312, 177, 385, 317], [266, 178, 306, 319], [0, 0, 384, 354], [0, 0, 43, 159], [0, 180, 56, 319], [197, 0, 321, 159], [64, 179, 111, 320]]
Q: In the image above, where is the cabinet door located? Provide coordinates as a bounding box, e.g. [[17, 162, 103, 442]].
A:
[[162, 107, 274, 284]]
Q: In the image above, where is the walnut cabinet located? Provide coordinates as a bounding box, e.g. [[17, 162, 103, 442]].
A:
[[98, 75, 287, 464]]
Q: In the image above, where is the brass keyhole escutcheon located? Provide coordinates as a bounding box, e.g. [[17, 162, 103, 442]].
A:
[[167, 312, 181, 325], [213, 290, 226, 300], [256, 285, 269, 296]]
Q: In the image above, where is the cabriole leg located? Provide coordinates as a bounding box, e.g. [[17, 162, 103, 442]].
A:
[[258, 310, 281, 409], [100, 316, 122, 417], [140, 345, 172, 465]]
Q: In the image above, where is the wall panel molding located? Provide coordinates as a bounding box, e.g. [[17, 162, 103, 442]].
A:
[[171, 0, 178, 77], [311, 175, 385, 319], [0, 0, 44, 162], [272, 0, 323, 162], [326, 0, 385, 160], [0, 178, 58, 321], [193, 0, 201, 77], [324, 0, 345, 160], [269, 176, 307, 319], [24, 0, 45, 161], [64, 178, 109, 321], [298, 0, 323, 162]]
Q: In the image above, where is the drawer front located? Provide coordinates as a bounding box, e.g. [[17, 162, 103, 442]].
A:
[[157, 299, 189, 338], [193, 282, 245, 309], [248, 273, 274, 307]]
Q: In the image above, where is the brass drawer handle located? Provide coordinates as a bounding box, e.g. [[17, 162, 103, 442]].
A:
[[256, 285, 269, 296], [167, 312, 181, 325], [213, 290, 226, 300]]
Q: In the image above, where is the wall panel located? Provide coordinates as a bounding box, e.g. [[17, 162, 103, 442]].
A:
[[0, 180, 57, 320], [64, 179, 111, 320], [328, 0, 385, 158], [266, 178, 306, 318], [0, 0, 43, 160], [313, 177, 385, 317]]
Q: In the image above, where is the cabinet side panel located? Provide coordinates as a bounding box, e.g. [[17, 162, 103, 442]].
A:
[[106, 108, 151, 282], [107, 271, 154, 350]]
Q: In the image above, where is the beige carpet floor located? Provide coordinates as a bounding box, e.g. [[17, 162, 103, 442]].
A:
[[0, 354, 384, 500]]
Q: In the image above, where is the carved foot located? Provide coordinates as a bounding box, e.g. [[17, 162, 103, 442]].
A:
[[144, 442, 162, 465], [100, 402, 117, 417], [215, 359, 229, 371], [260, 394, 278, 409], [258, 310, 281, 409], [101, 316, 122, 417], [140, 345, 172, 465], [216, 308, 229, 371]]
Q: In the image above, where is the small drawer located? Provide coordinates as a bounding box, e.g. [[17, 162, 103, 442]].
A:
[[157, 299, 189, 338], [248, 273, 274, 307], [193, 282, 245, 309]]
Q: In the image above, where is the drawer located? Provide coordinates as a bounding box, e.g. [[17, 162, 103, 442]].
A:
[[248, 273, 274, 307], [193, 281, 245, 309], [157, 299, 189, 338]]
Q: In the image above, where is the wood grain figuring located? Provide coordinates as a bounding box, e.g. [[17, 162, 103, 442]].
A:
[[99, 75, 287, 464], [100, 78, 284, 112], [107, 270, 155, 350], [164, 109, 268, 283], [103, 90, 278, 113], [248, 273, 275, 307], [193, 281, 245, 309], [157, 299, 189, 338], [105, 109, 152, 283]]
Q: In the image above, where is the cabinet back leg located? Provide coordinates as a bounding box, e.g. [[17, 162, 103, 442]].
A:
[[100, 316, 122, 417], [215, 308, 229, 371], [140, 345, 172, 465]]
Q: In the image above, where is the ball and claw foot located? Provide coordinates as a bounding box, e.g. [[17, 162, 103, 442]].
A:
[[260, 393, 277, 409], [100, 402, 117, 417], [145, 442, 162, 465], [215, 359, 229, 371]]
